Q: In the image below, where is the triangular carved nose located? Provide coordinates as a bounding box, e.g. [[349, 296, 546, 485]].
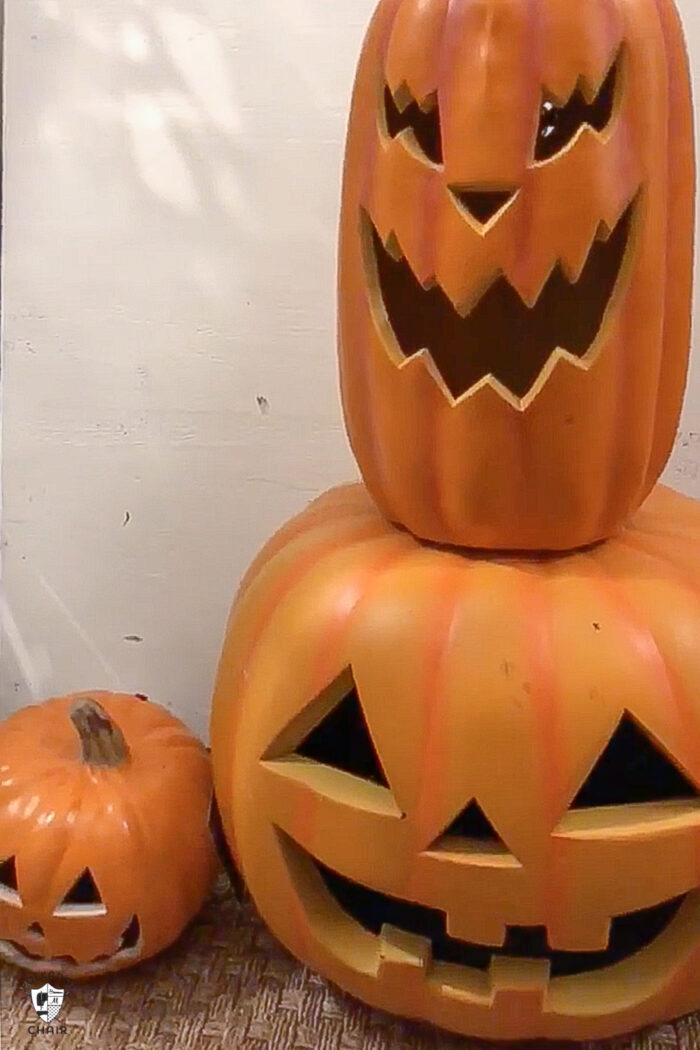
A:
[[450, 186, 517, 226]]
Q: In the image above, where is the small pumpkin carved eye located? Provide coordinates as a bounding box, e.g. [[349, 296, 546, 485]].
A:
[[384, 86, 443, 166], [535, 58, 619, 163], [0, 856, 22, 907], [53, 867, 107, 917]]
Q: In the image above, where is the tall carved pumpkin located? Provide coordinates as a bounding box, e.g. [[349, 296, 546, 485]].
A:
[[338, 0, 694, 550], [211, 483, 700, 1041]]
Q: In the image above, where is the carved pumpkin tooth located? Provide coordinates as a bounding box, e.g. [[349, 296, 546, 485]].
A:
[[445, 913, 507, 949], [384, 230, 403, 261], [546, 914, 612, 953], [488, 956, 551, 996], [378, 923, 432, 970]]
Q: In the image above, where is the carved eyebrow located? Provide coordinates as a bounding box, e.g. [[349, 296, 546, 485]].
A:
[[536, 54, 620, 163]]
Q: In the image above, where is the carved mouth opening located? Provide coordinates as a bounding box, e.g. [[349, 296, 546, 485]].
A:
[[0, 915, 141, 970], [315, 854, 684, 978], [365, 196, 636, 405]]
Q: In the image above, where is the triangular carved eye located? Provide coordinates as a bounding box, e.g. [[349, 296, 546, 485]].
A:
[[296, 682, 389, 788], [0, 856, 18, 892], [54, 867, 107, 916], [571, 713, 699, 809], [0, 856, 22, 906]]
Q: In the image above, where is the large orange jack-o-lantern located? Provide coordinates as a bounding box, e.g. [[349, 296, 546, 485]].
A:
[[338, 0, 695, 551], [0, 692, 218, 977], [211, 484, 700, 1041]]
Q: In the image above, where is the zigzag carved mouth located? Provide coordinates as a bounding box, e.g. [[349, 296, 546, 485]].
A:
[[0, 915, 142, 973], [317, 854, 685, 979], [366, 197, 636, 404]]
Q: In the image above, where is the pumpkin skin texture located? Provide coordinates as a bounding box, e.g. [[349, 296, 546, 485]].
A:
[[0, 692, 218, 977], [211, 484, 700, 1041], [337, 0, 695, 551]]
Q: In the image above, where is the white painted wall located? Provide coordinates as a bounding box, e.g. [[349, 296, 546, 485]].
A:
[[3, 0, 700, 741]]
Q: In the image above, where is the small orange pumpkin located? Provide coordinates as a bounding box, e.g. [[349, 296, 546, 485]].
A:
[[338, 0, 695, 550], [0, 692, 218, 977], [212, 483, 700, 1041]]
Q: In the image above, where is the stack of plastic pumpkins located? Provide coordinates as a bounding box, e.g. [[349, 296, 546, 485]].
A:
[[211, 0, 700, 1041]]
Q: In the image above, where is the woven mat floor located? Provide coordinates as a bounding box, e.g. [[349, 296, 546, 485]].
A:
[[2, 873, 699, 1050]]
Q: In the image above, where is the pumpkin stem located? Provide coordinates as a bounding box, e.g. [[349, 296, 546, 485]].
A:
[[70, 699, 129, 767]]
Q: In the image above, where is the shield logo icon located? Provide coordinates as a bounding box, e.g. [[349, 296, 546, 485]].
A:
[[30, 984, 65, 1023]]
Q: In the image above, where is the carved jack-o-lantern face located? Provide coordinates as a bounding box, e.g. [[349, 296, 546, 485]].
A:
[[338, 0, 695, 551], [370, 51, 628, 406], [211, 484, 700, 1041], [0, 859, 143, 977], [0, 693, 218, 978]]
